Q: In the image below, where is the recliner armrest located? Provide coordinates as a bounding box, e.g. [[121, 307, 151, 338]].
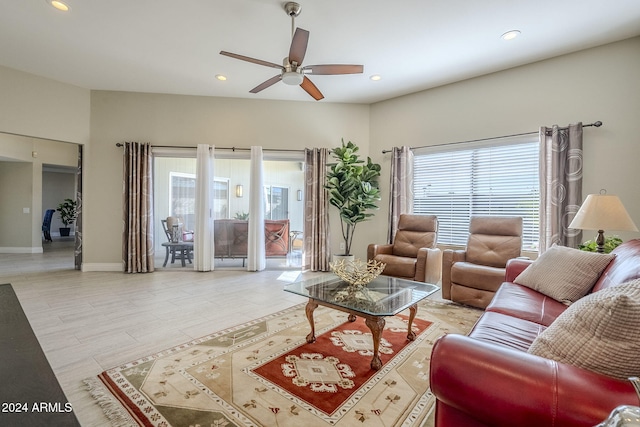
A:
[[367, 243, 394, 260], [441, 249, 467, 299], [415, 247, 442, 283], [430, 334, 638, 427]]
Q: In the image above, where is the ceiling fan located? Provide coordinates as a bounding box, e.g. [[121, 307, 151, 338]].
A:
[[220, 2, 364, 101]]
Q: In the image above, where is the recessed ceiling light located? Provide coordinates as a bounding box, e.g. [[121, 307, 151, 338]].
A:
[[370, 75, 382, 81], [47, 0, 71, 12], [215, 74, 227, 81], [501, 30, 521, 41]]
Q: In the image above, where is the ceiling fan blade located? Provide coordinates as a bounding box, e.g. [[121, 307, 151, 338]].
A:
[[300, 76, 324, 101], [250, 75, 282, 94], [220, 51, 284, 70], [302, 64, 364, 75], [288, 28, 309, 66]]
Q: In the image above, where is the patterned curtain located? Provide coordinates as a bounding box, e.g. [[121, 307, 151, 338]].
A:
[[303, 148, 330, 272], [539, 123, 583, 252], [194, 144, 215, 271], [387, 146, 414, 243], [74, 144, 83, 270], [123, 142, 154, 273], [247, 146, 266, 271]]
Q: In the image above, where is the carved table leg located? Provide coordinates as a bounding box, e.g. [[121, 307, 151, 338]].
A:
[[305, 299, 319, 343], [365, 316, 386, 370], [407, 304, 418, 341]]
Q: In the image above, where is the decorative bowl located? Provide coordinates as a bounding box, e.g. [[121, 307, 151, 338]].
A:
[[329, 258, 386, 287]]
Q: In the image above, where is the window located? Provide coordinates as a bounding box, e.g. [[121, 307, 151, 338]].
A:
[[265, 185, 289, 220], [169, 172, 229, 229], [413, 136, 539, 250]]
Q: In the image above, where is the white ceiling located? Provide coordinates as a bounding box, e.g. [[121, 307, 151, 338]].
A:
[[1, 0, 640, 104]]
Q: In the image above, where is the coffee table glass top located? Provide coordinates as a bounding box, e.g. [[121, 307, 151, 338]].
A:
[[284, 275, 439, 316]]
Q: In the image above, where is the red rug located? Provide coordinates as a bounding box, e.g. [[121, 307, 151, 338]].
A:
[[250, 314, 431, 416], [85, 299, 482, 427]]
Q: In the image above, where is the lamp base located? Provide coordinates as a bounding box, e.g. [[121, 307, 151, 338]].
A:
[[596, 229, 605, 253]]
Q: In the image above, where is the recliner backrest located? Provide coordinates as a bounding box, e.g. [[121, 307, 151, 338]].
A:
[[465, 216, 523, 268], [392, 214, 438, 258]]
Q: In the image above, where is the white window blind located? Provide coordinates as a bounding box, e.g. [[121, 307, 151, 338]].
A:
[[413, 136, 539, 250]]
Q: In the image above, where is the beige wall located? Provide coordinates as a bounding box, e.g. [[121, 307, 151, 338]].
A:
[[86, 91, 370, 269], [0, 65, 90, 144], [0, 161, 33, 249], [368, 36, 640, 251], [0, 133, 78, 252], [0, 66, 87, 252]]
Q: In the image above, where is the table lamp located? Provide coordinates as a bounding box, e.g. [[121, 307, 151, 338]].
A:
[[569, 191, 638, 253]]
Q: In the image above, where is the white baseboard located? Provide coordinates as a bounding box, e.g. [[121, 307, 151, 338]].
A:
[[0, 247, 43, 254], [81, 263, 124, 272]]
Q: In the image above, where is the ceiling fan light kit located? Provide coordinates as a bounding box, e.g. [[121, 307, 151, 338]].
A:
[[219, 1, 363, 100], [282, 71, 304, 86]]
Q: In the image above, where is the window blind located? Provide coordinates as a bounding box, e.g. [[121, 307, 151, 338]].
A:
[[413, 136, 539, 250]]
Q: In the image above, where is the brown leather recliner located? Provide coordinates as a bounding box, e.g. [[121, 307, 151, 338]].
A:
[[367, 214, 442, 283], [442, 215, 522, 309]]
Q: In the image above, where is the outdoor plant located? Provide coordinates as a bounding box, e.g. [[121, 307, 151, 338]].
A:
[[579, 235, 622, 254], [57, 198, 78, 226], [234, 212, 249, 220], [326, 139, 381, 256]]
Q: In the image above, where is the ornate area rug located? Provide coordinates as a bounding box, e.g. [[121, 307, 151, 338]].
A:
[[85, 298, 481, 427]]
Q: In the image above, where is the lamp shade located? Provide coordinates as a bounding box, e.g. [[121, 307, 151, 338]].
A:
[[569, 194, 638, 232]]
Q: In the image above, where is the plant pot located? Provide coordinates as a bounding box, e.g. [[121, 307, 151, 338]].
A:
[[59, 227, 71, 237], [332, 254, 355, 263]]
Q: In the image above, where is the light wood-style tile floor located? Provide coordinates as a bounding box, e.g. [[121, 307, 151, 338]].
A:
[[0, 240, 322, 426]]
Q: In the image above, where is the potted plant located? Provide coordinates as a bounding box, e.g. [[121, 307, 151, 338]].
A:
[[579, 235, 622, 254], [57, 198, 77, 237], [326, 139, 381, 257]]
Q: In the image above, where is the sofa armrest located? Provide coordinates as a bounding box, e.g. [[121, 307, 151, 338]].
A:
[[441, 249, 466, 299], [430, 334, 639, 427], [367, 243, 393, 260], [415, 247, 442, 283], [504, 257, 534, 282]]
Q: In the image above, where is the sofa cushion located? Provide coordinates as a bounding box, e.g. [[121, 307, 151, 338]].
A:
[[375, 254, 416, 279], [514, 245, 614, 305], [528, 279, 640, 380], [486, 283, 568, 327], [451, 261, 506, 292], [592, 239, 640, 293], [468, 311, 546, 352]]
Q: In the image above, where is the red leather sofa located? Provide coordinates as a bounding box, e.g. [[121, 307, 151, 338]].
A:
[[430, 239, 640, 427]]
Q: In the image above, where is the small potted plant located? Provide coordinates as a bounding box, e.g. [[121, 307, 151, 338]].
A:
[[326, 139, 381, 258], [57, 198, 77, 237], [579, 235, 622, 254]]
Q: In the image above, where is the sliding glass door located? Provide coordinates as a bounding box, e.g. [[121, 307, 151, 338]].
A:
[[153, 151, 304, 269]]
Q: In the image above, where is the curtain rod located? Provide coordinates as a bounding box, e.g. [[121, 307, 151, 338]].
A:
[[114, 143, 303, 153], [381, 121, 602, 154]]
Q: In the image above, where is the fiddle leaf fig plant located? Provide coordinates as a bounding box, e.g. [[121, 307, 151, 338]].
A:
[[326, 139, 381, 256], [56, 198, 78, 226]]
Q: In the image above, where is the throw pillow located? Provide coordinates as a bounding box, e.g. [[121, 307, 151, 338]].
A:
[[528, 279, 640, 379], [514, 245, 614, 304]]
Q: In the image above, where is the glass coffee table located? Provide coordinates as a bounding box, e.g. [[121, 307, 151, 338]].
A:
[[284, 275, 439, 370]]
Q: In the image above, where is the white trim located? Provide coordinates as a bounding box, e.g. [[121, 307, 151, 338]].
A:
[[81, 263, 124, 272], [0, 247, 43, 254]]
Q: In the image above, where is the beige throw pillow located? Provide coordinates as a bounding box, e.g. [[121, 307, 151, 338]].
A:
[[528, 279, 640, 379], [514, 245, 614, 304]]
